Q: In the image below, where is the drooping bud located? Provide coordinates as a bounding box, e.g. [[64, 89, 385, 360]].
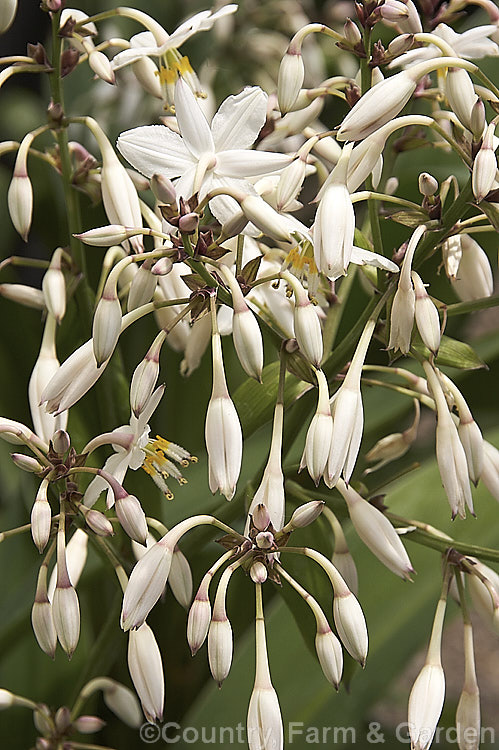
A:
[[31, 562, 57, 659], [365, 400, 420, 474], [450, 234, 493, 301], [128, 623, 164, 722], [219, 265, 263, 382], [282, 271, 323, 368], [52, 526, 80, 658], [130, 331, 166, 417], [92, 270, 123, 367], [113, 487, 148, 546], [100, 679, 142, 728], [250, 562, 268, 584], [439, 372, 483, 486], [446, 68, 477, 132], [80, 505, 114, 537], [412, 271, 441, 355], [0, 0, 17, 33], [127, 259, 158, 311], [187, 579, 212, 655], [456, 619, 480, 750], [300, 369, 333, 484], [472, 122, 497, 203], [388, 225, 426, 354], [208, 566, 234, 686], [283, 500, 325, 532], [168, 546, 193, 609], [277, 47, 305, 114], [0, 283, 45, 310], [73, 716, 106, 734], [7, 131, 34, 241]]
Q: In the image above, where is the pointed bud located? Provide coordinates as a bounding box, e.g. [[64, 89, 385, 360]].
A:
[[52, 429, 70, 454], [330, 521, 359, 595], [365, 401, 419, 474], [205, 332, 242, 501], [245, 404, 285, 533], [31, 479, 52, 553], [187, 582, 211, 655], [127, 260, 158, 311], [101, 679, 143, 728], [300, 369, 332, 483], [42, 248, 66, 324], [451, 234, 493, 301], [239, 195, 292, 242], [283, 272, 323, 367], [115, 492, 148, 545], [92, 283, 122, 367], [315, 628, 343, 689], [76, 224, 142, 246], [88, 49, 115, 84], [0, 283, 45, 310], [169, 547, 193, 609], [52, 583, 80, 659], [131, 57, 164, 99], [128, 623, 164, 722], [446, 68, 476, 132], [470, 99, 486, 141], [8, 132, 34, 241], [442, 235, 462, 279], [151, 257, 173, 276], [337, 479, 414, 580], [11, 453, 43, 473], [379, 0, 409, 21], [31, 563, 57, 659], [333, 587, 368, 667], [344, 19, 362, 46], [130, 331, 166, 417], [208, 616, 233, 686], [277, 49, 304, 114], [121, 541, 173, 631], [408, 663, 446, 750], [456, 620, 480, 750], [481, 440, 499, 503], [80, 505, 114, 537], [250, 562, 268, 584], [283, 501, 325, 532], [472, 122, 497, 203], [412, 271, 441, 355]]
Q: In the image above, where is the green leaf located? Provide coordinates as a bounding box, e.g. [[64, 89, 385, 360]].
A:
[[413, 334, 487, 370], [388, 210, 431, 228]]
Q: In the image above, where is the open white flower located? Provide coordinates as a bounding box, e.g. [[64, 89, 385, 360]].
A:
[[117, 79, 292, 226], [390, 23, 499, 69]]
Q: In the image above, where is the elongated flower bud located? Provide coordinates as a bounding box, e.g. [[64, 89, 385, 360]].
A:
[[246, 402, 285, 534], [481, 440, 499, 503], [80, 505, 114, 537], [88, 48, 115, 84], [239, 195, 292, 243], [300, 369, 333, 484], [128, 623, 164, 722], [168, 547, 193, 609], [0, 283, 45, 310], [446, 68, 477, 132], [42, 248, 66, 324], [451, 234, 493, 301], [100, 679, 142, 728], [31, 563, 57, 659], [29, 314, 68, 443], [277, 48, 304, 114], [283, 501, 325, 532], [11, 453, 43, 473], [412, 271, 441, 355], [0, 0, 17, 33], [52, 527, 80, 658], [114, 490, 148, 546], [439, 373, 483, 486], [76, 224, 143, 246], [92, 281, 122, 368], [31, 479, 51, 553], [337, 479, 414, 579], [127, 260, 157, 312], [456, 620, 480, 750], [187, 583, 212, 655], [325, 509, 358, 594], [219, 265, 263, 382], [208, 567, 234, 686], [73, 716, 106, 734], [130, 331, 166, 417], [8, 131, 35, 241], [365, 400, 420, 474], [388, 225, 426, 354], [205, 331, 242, 501], [472, 123, 497, 203], [282, 271, 323, 367]]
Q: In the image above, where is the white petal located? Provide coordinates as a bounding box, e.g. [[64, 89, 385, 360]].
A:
[[117, 126, 193, 179], [211, 87, 268, 151], [216, 149, 292, 178], [175, 78, 214, 159], [350, 246, 400, 273]]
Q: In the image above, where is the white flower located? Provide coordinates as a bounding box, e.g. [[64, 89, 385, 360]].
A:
[[83, 386, 164, 509], [117, 79, 292, 226], [110, 6, 238, 70], [390, 23, 499, 69]]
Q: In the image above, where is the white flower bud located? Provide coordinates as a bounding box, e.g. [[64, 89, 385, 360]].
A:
[[300, 369, 333, 484], [412, 271, 441, 355], [446, 68, 477, 132], [92, 285, 122, 367], [121, 540, 173, 631], [132, 57, 163, 99], [315, 628, 343, 689], [418, 172, 438, 196], [481, 440, 499, 503], [88, 49, 115, 84], [245, 404, 285, 533], [440, 374, 483, 486], [380, 0, 409, 21], [333, 588, 368, 667], [31, 479, 51, 553], [250, 562, 268, 584], [208, 616, 233, 686], [101, 679, 143, 728], [252, 503, 271, 531], [239, 195, 292, 242], [219, 265, 263, 382], [472, 122, 497, 202], [128, 623, 164, 722], [48, 528, 88, 601], [31, 564, 57, 659], [337, 479, 414, 580], [285, 501, 325, 531], [276, 156, 307, 212], [80, 506, 114, 537], [470, 99, 486, 141], [277, 49, 304, 114], [52, 584, 80, 659], [127, 260, 157, 311], [0, 283, 45, 310], [247, 684, 283, 750], [52, 430, 70, 454], [451, 234, 493, 301], [11, 453, 43, 473], [130, 331, 166, 418], [169, 547, 193, 609], [187, 585, 211, 655], [456, 621, 480, 750], [442, 235, 462, 279], [0, 0, 17, 33], [76, 224, 142, 246], [115, 492, 148, 545], [281, 271, 323, 367], [42, 248, 66, 324], [8, 132, 34, 241], [0, 689, 15, 709], [344, 19, 362, 46], [205, 332, 242, 501], [408, 663, 446, 750], [151, 256, 173, 276], [73, 716, 106, 734]]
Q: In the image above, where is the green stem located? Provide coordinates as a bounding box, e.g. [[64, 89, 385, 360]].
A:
[[360, 26, 372, 95], [181, 233, 232, 306]]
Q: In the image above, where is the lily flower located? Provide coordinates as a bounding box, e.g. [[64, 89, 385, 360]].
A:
[[117, 78, 292, 227], [390, 23, 499, 69]]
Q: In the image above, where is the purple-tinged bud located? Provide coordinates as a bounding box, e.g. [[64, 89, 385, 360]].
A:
[[255, 531, 275, 550], [52, 430, 70, 455], [114, 490, 148, 546], [178, 212, 199, 234], [472, 122, 497, 203], [54, 706, 71, 733], [418, 172, 438, 197], [387, 33, 414, 56], [80, 505, 114, 537], [315, 628, 343, 689], [151, 257, 173, 276], [73, 715, 106, 734], [31, 479, 52, 553], [250, 562, 268, 584], [252, 504, 271, 532], [128, 623, 164, 722], [208, 567, 234, 686], [92, 282, 122, 367], [379, 0, 409, 21], [277, 48, 304, 114], [187, 583, 211, 655], [11, 453, 43, 473], [31, 563, 57, 659], [151, 173, 177, 205], [42, 247, 66, 324], [344, 18, 362, 46], [0, 283, 45, 310]]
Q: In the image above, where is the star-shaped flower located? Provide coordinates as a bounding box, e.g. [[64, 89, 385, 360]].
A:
[[390, 23, 499, 68], [117, 79, 292, 226]]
